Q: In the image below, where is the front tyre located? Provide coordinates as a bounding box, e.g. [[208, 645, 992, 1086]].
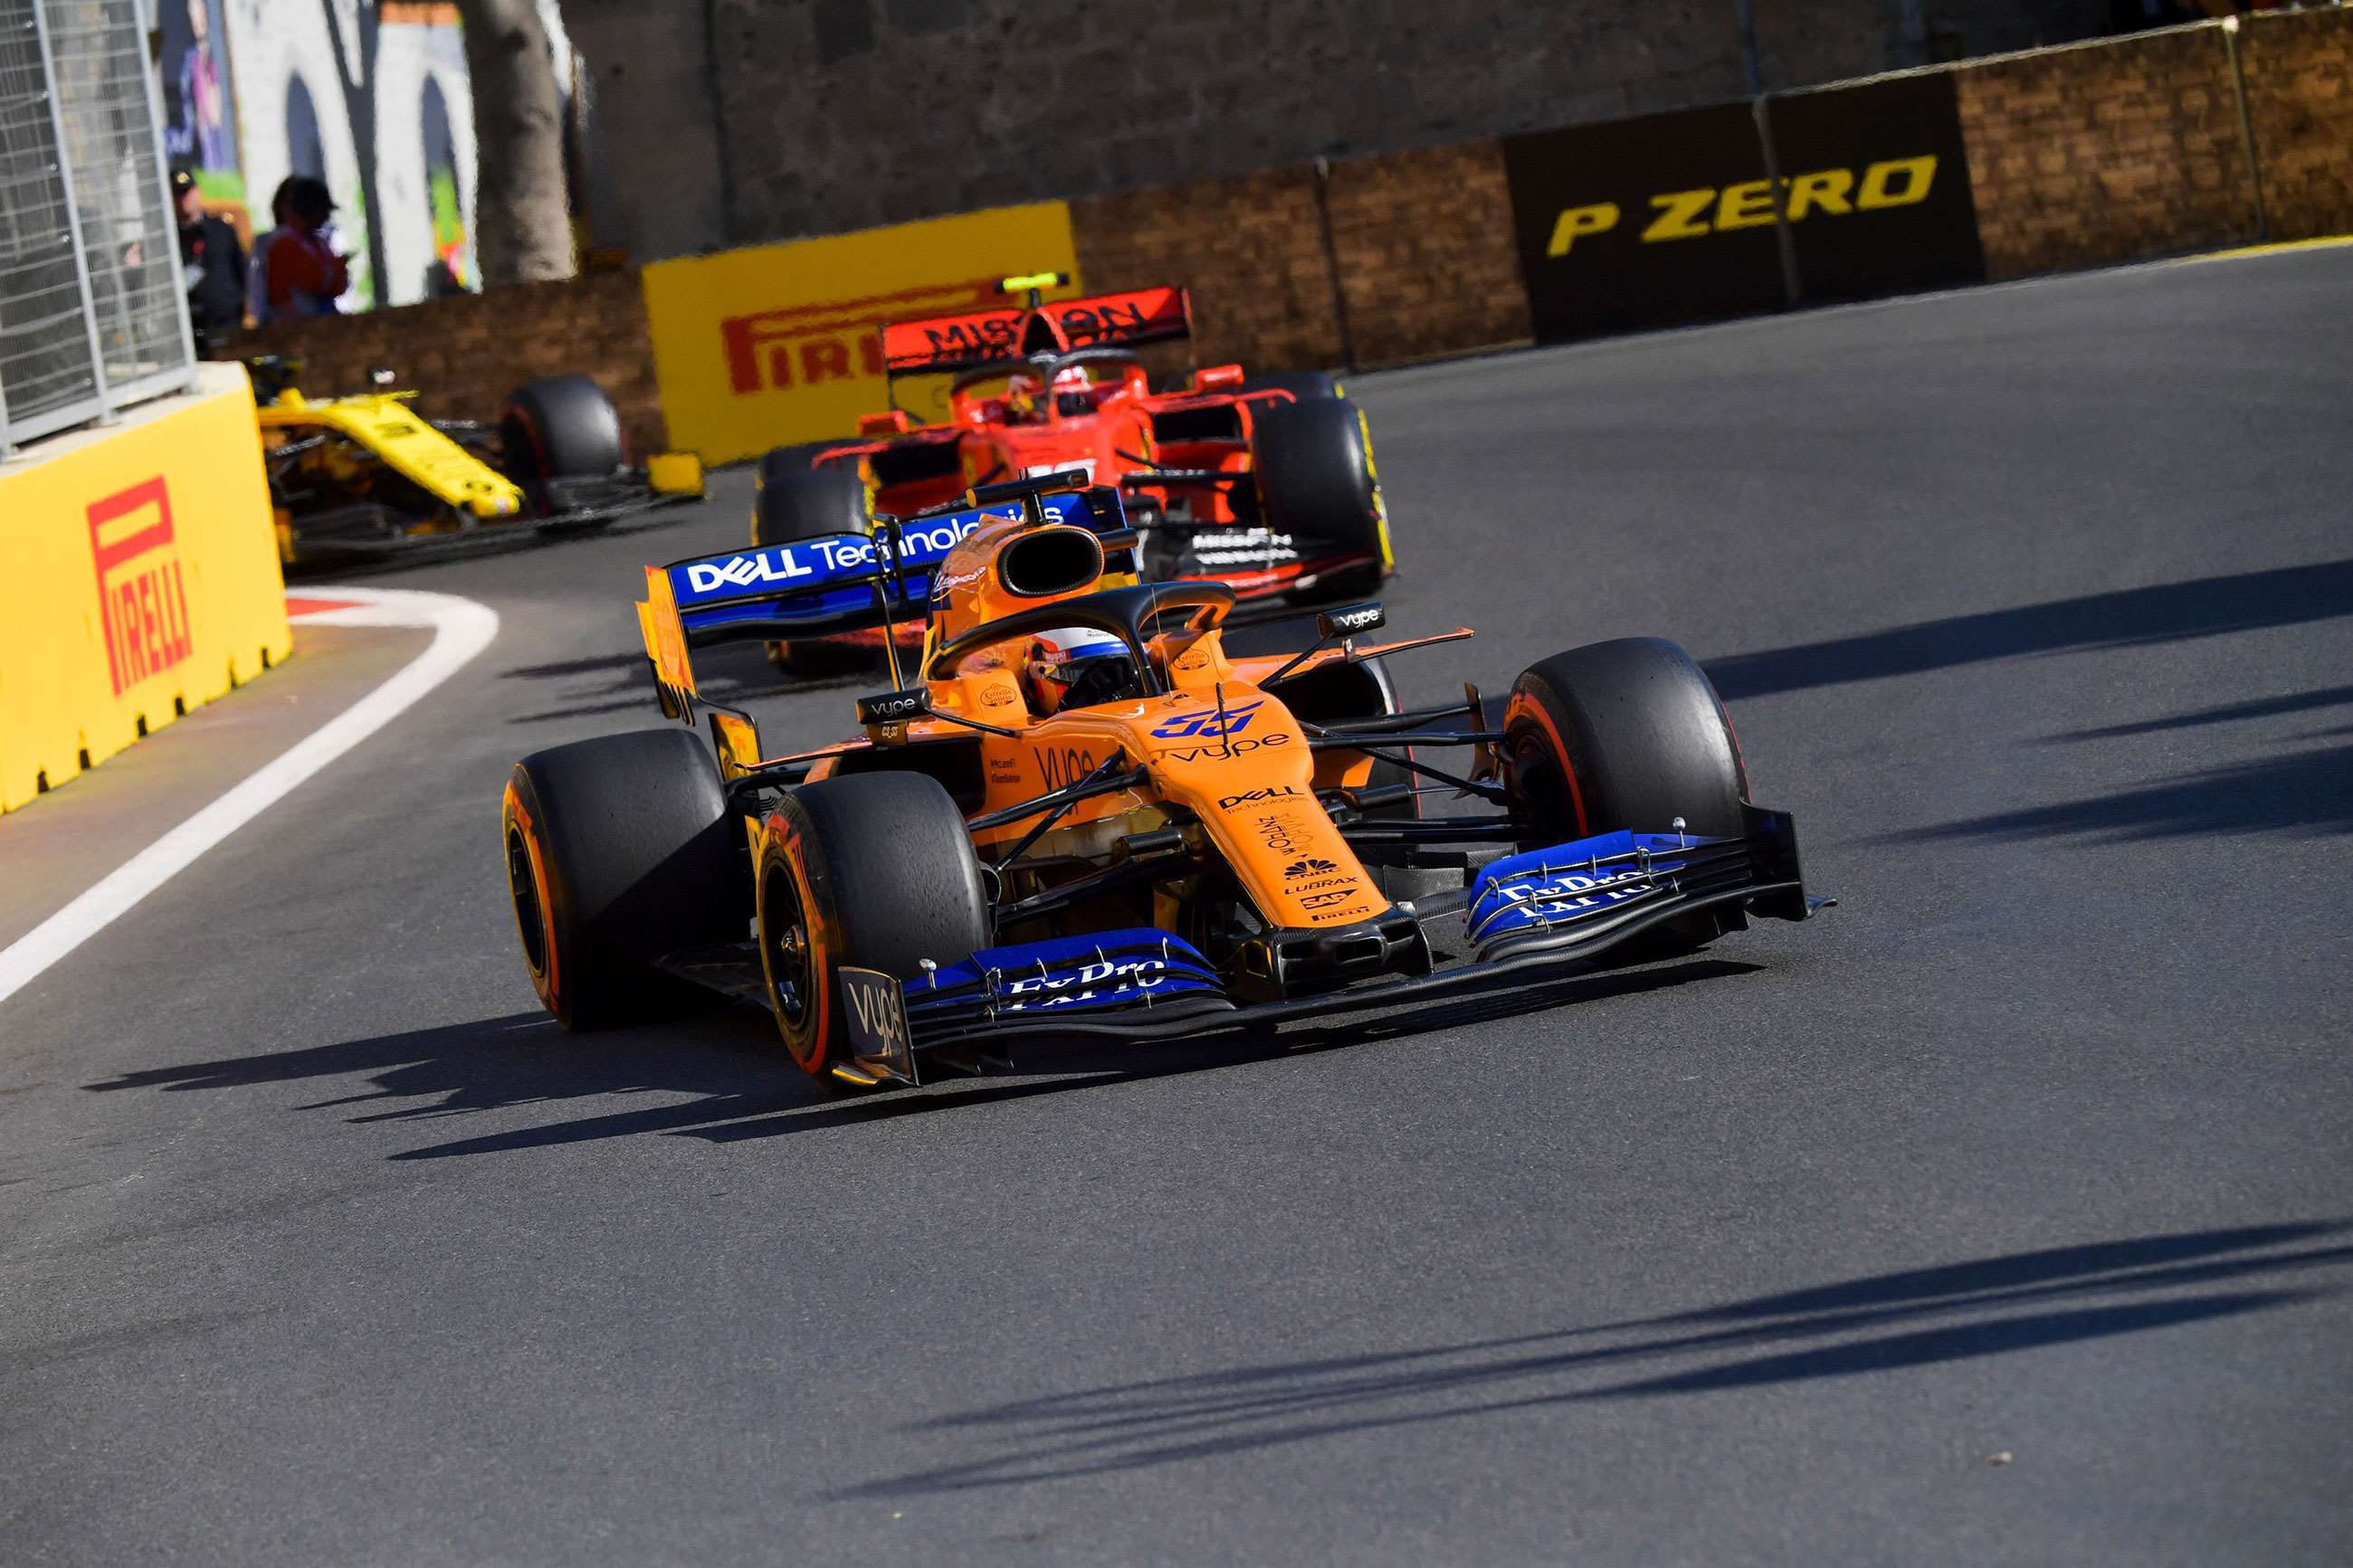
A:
[[1504, 637, 1748, 952], [502, 729, 749, 1030], [757, 774, 991, 1080], [1249, 395, 1393, 601], [502, 374, 625, 511]]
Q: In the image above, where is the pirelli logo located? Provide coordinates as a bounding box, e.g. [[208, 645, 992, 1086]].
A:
[[88, 476, 195, 696], [719, 276, 1003, 395]]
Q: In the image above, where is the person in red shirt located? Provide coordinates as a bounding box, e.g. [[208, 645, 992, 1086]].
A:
[[258, 176, 348, 319]]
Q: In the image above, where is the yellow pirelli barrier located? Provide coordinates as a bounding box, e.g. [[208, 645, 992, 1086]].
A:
[[642, 201, 1079, 466], [0, 363, 292, 813]]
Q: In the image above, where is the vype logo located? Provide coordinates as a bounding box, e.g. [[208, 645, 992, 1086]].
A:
[[88, 477, 194, 696]]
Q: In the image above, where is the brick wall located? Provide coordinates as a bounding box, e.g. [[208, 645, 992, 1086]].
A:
[[1070, 166, 1345, 375], [2238, 7, 2353, 243], [230, 269, 667, 457], [1954, 25, 2258, 280], [1324, 143, 1529, 367]]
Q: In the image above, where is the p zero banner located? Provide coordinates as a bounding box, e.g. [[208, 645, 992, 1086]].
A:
[[1767, 71, 1984, 305], [1501, 78, 1986, 342], [1501, 102, 1783, 343], [641, 203, 1080, 467], [0, 365, 291, 811]]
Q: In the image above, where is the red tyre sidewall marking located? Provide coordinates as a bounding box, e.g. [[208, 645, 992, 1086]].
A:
[[502, 781, 561, 1006], [767, 818, 833, 1076]]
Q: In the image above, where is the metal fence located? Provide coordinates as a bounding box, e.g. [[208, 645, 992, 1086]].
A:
[[0, 0, 194, 454]]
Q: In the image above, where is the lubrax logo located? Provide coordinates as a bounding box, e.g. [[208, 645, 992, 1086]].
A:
[[88, 477, 194, 697], [1546, 156, 1939, 255], [1217, 785, 1300, 811]]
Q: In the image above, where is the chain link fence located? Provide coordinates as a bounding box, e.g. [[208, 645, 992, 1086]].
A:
[[0, 0, 194, 453]]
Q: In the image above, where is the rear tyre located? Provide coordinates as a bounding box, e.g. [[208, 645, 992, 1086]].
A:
[[1238, 369, 1342, 403], [752, 445, 873, 674], [757, 773, 991, 1080], [1504, 637, 1748, 953], [1250, 395, 1393, 601], [502, 729, 748, 1030], [502, 375, 625, 508]]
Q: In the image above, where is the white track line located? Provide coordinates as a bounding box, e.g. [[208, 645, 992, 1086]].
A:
[[0, 586, 499, 1011]]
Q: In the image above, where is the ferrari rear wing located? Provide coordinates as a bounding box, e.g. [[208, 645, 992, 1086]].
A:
[[881, 285, 1191, 378]]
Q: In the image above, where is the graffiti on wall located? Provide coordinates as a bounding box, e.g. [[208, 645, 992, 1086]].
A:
[[214, 0, 479, 310]]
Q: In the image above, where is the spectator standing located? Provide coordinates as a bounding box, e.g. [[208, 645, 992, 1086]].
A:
[[173, 167, 245, 355], [256, 176, 348, 321]]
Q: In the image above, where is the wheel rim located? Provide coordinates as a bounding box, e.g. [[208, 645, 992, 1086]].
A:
[[763, 863, 814, 1027]]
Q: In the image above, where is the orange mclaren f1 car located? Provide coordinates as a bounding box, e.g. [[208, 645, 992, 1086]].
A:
[[500, 472, 1821, 1088], [746, 274, 1393, 670]]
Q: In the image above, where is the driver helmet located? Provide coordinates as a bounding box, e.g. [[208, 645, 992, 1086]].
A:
[[1002, 366, 1046, 422], [1050, 362, 1096, 416], [1022, 626, 1134, 717]]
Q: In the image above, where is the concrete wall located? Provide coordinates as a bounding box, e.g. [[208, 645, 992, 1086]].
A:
[[563, 0, 731, 262], [577, 0, 2111, 261], [235, 269, 666, 457]]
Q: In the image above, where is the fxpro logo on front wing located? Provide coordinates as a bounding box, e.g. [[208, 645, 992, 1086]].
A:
[[87, 476, 195, 696]]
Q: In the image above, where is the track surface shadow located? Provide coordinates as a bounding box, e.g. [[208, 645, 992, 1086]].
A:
[[839, 1221, 2351, 1497], [81, 959, 1765, 1161], [1704, 557, 2353, 701]]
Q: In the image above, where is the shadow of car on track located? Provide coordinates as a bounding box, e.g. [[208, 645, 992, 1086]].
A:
[[834, 1220, 2353, 1497], [1702, 556, 2353, 702], [81, 958, 1767, 1162], [1892, 740, 2353, 843]]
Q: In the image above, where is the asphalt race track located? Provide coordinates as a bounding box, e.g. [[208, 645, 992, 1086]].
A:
[[5, 247, 2349, 1565]]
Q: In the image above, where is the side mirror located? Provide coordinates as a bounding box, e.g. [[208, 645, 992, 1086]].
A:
[[1194, 363, 1245, 392], [856, 688, 931, 727], [1317, 603, 1385, 641], [858, 410, 913, 436]]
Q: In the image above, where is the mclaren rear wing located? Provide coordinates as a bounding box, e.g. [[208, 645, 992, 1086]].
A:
[[880, 284, 1192, 378], [635, 480, 1133, 714]]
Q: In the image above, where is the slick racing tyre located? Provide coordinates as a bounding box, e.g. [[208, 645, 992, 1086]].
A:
[[757, 773, 991, 1083], [503, 728, 749, 1030], [1249, 394, 1393, 600], [1503, 638, 1748, 955], [752, 445, 874, 676], [502, 374, 626, 509]]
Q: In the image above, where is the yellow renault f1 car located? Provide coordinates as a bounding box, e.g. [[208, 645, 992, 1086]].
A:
[[247, 356, 703, 569], [500, 471, 1822, 1088]]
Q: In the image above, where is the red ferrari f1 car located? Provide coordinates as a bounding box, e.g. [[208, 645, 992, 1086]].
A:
[[748, 275, 1394, 670]]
